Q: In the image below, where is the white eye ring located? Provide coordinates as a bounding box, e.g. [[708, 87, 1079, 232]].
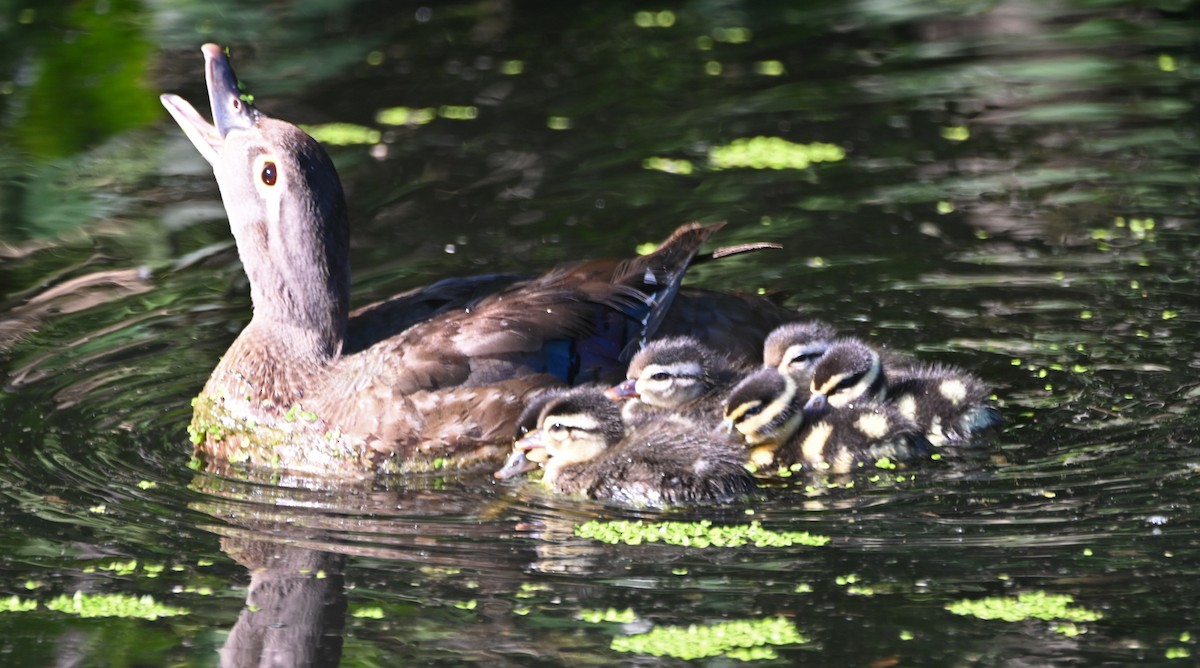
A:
[[252, 154, 284, 191]]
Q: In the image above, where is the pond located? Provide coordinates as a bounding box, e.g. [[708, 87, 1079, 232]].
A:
[[1, 0, 1198, 665]]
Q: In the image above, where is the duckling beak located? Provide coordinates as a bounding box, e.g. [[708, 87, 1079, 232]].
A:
[[494, 428, 550, 479], [159, 43, 259, 166], [803, 393, 829, 416], [494, 448, 537, 480], [605, 379, 639, 401]]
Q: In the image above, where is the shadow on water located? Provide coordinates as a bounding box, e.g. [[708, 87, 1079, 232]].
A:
[[1, 0, 1200, 665]]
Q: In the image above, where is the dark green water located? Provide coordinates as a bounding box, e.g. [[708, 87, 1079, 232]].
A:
[[2, 1, 1199, 665]]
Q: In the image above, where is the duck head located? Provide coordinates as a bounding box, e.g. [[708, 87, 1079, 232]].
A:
[[805, 339, 884, 412], [723, 367, 805, 467], [161, 44, 351, 360], [762, 320, 838, 384], [498, 389, 624, 484], [610, 336, 718, 409]]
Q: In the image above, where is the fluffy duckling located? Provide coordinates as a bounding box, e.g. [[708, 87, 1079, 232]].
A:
[[805, 339, 1001, 445], [762, 320, 839, 386], [495, 387, 755, 506], [724, 367, 929, 474], [606, 336, 751, 425]]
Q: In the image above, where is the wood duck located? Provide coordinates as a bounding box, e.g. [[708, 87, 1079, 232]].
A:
[[762, 321, 915, 386], [723, 367, 930, 474], [495, 387, 755, 506], [605, 335, 751, 426], [805, 338, 1001, 446], [761, 320, 839, 386], [160, 45, 789, 476]]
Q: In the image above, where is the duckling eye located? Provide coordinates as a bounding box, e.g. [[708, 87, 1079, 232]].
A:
[[547, 422, 566, 433], [260, 161, 278, 186], [835, 373, 864, 392], [650, 372, 672, 382], [743, 404, 763, 417], [789, 353, 820, 365]]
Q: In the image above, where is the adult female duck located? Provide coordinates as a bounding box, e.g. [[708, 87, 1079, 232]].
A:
[[161, 45, 784, 476]]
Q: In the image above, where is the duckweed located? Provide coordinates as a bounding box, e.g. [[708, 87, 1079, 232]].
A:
[[579, 607, 636, 624], [575, 519, 831, 548], [45, 592, 188, 619], [642, 156, 694, 174], [611, 617, 807, 660], [945, 591, 1102, 623], [0, 596, 37, 613], [352, 606, 385, 619], [709, 136, 844, 171], [375, 106, 437, 126], [300, 123, 381, 146]]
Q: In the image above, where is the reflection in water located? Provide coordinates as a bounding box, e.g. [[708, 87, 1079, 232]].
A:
[[0, 1, 1199, 665], [217, 536, 346, 668]]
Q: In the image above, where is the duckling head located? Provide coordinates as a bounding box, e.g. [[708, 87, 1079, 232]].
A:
[[805, 339, 883, 412], [504, 389, 625, 484], [762, 320, 838, 383], [723, 367, 804, 448], [615, 336, 719, 409]]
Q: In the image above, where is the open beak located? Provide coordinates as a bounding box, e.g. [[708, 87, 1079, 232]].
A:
[[159, 43, 259, 165], [493, 429, 548, 479], [494, 448, 536, 480]]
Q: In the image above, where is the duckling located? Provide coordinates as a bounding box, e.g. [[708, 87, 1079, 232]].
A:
[[761, 320, 839, 386], [606, 336, 751, 425], [161, 45, 790, 476], [805, 338, 1001, 445], [724, 367, 929, 474], [762, 321, 914, 386], [495, 388, 755, 506]]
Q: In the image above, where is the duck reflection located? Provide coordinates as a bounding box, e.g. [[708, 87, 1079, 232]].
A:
[[216, 534, 346, 668]]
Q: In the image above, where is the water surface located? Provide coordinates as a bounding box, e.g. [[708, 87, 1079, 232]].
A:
[[1, 1, 1198, 665]]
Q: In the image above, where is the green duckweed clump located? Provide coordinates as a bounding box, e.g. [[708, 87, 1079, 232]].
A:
[[611, 616, 807, 660], [709, 136, 844, 171], [945, 591, 1102, 623], [0, 596, 37, 613], [45, 591, 188, 620], [575, 519, 831, 548]]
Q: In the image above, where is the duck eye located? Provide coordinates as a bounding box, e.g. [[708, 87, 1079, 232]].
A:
[[835, 373, 864, 392], [260, 161, 278, 186], [744, 404, 763, 417], [547, 423, 566, 433], [649, 372, 671, 382]]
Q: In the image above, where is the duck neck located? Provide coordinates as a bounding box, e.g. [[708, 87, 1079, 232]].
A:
[[242, 241, 350, 363], [230, 170, 352, 364]]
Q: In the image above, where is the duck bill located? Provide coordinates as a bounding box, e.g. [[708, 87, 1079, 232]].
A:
[[803, 393, 830, 417], [493, 429, 548, 479], [494, 448, 537, 480], [201, 43, 259, 137], [605, 378, 639, 401], [159, 93, 220, 165], [159, 43, 259, 166]]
